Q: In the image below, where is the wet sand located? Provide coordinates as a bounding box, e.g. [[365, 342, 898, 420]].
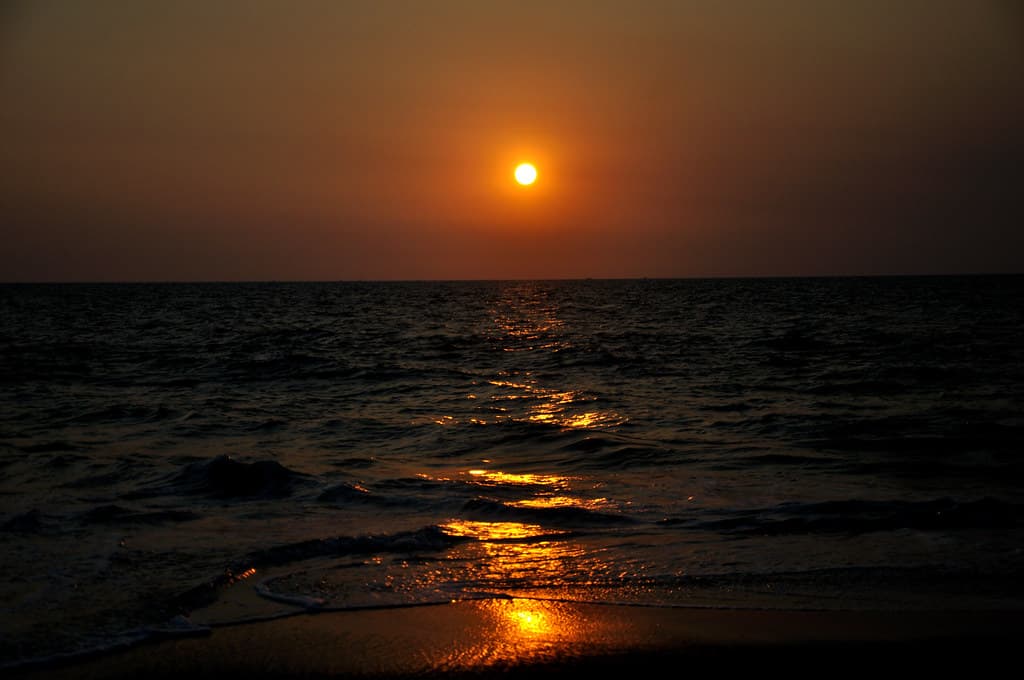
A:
[[11, 599, 1023, 679]]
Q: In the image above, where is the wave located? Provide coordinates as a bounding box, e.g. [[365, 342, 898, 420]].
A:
[[0, 616, 212, 675], [173, 525, 468, 614], [676, 497, 1024, 536], [316, 481, 375, 503], [60, 404, 184, 426], [78, 504, 200, 525], [16, 440, 86, 453], [134, 454, 312, 499], [1, 509, 44, 533]]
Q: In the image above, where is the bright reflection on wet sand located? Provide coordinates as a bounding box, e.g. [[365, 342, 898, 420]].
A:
[[442, 598, 613, 669]]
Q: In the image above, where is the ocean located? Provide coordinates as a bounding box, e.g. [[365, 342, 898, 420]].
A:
[[2, 276, 1023, 668]]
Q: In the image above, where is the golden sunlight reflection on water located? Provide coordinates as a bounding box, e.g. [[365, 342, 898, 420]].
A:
[[412, 466, 614, 596], [483, 380, 623, 429], [465, 468, 572, 489], [420, 380, 622, 429], [430, 518, 592, 598], [415, 284, 624, 430], [464, 468, 612, 511], [440, 518, 561, 541], [473, 284, 626, 429]]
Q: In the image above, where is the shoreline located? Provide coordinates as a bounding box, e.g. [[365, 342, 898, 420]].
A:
[[10, 599, 1024, 679]]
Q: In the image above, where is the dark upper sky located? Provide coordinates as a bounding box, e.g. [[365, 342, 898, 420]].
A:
[[2, 0, 1022, 281]]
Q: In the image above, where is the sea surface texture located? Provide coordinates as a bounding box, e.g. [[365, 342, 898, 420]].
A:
[[2, 277, 1023, 667]]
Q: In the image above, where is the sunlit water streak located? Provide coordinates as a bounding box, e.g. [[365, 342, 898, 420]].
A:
[[1, 276, 1023, 667]]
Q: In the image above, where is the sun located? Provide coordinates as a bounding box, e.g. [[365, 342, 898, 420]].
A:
[[514, 163, 537, 186]]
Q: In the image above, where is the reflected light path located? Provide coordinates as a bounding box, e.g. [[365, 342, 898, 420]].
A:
[[412, 283, 633, 661]]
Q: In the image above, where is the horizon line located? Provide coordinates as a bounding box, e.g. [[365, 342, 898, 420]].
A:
[[2, 272, 1022, 285]]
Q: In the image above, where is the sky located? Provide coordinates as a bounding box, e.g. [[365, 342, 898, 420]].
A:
[[1, 0, 1022, 281]]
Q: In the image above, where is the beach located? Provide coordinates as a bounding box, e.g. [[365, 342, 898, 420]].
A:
[[12, 599, 1023, 679], [3, 279, 1024, 674]]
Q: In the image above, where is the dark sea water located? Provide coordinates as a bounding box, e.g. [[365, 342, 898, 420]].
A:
[[2, 276, 1023, 668]]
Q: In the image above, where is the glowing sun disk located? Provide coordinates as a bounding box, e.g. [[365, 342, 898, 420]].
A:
[[514, 163, 537, 186]]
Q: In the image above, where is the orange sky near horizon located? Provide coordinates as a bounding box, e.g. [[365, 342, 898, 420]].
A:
[[1, 1, 1022, 281]]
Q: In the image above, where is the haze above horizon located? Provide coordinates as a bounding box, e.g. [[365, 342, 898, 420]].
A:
[[2, 1, 1022, 282]]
